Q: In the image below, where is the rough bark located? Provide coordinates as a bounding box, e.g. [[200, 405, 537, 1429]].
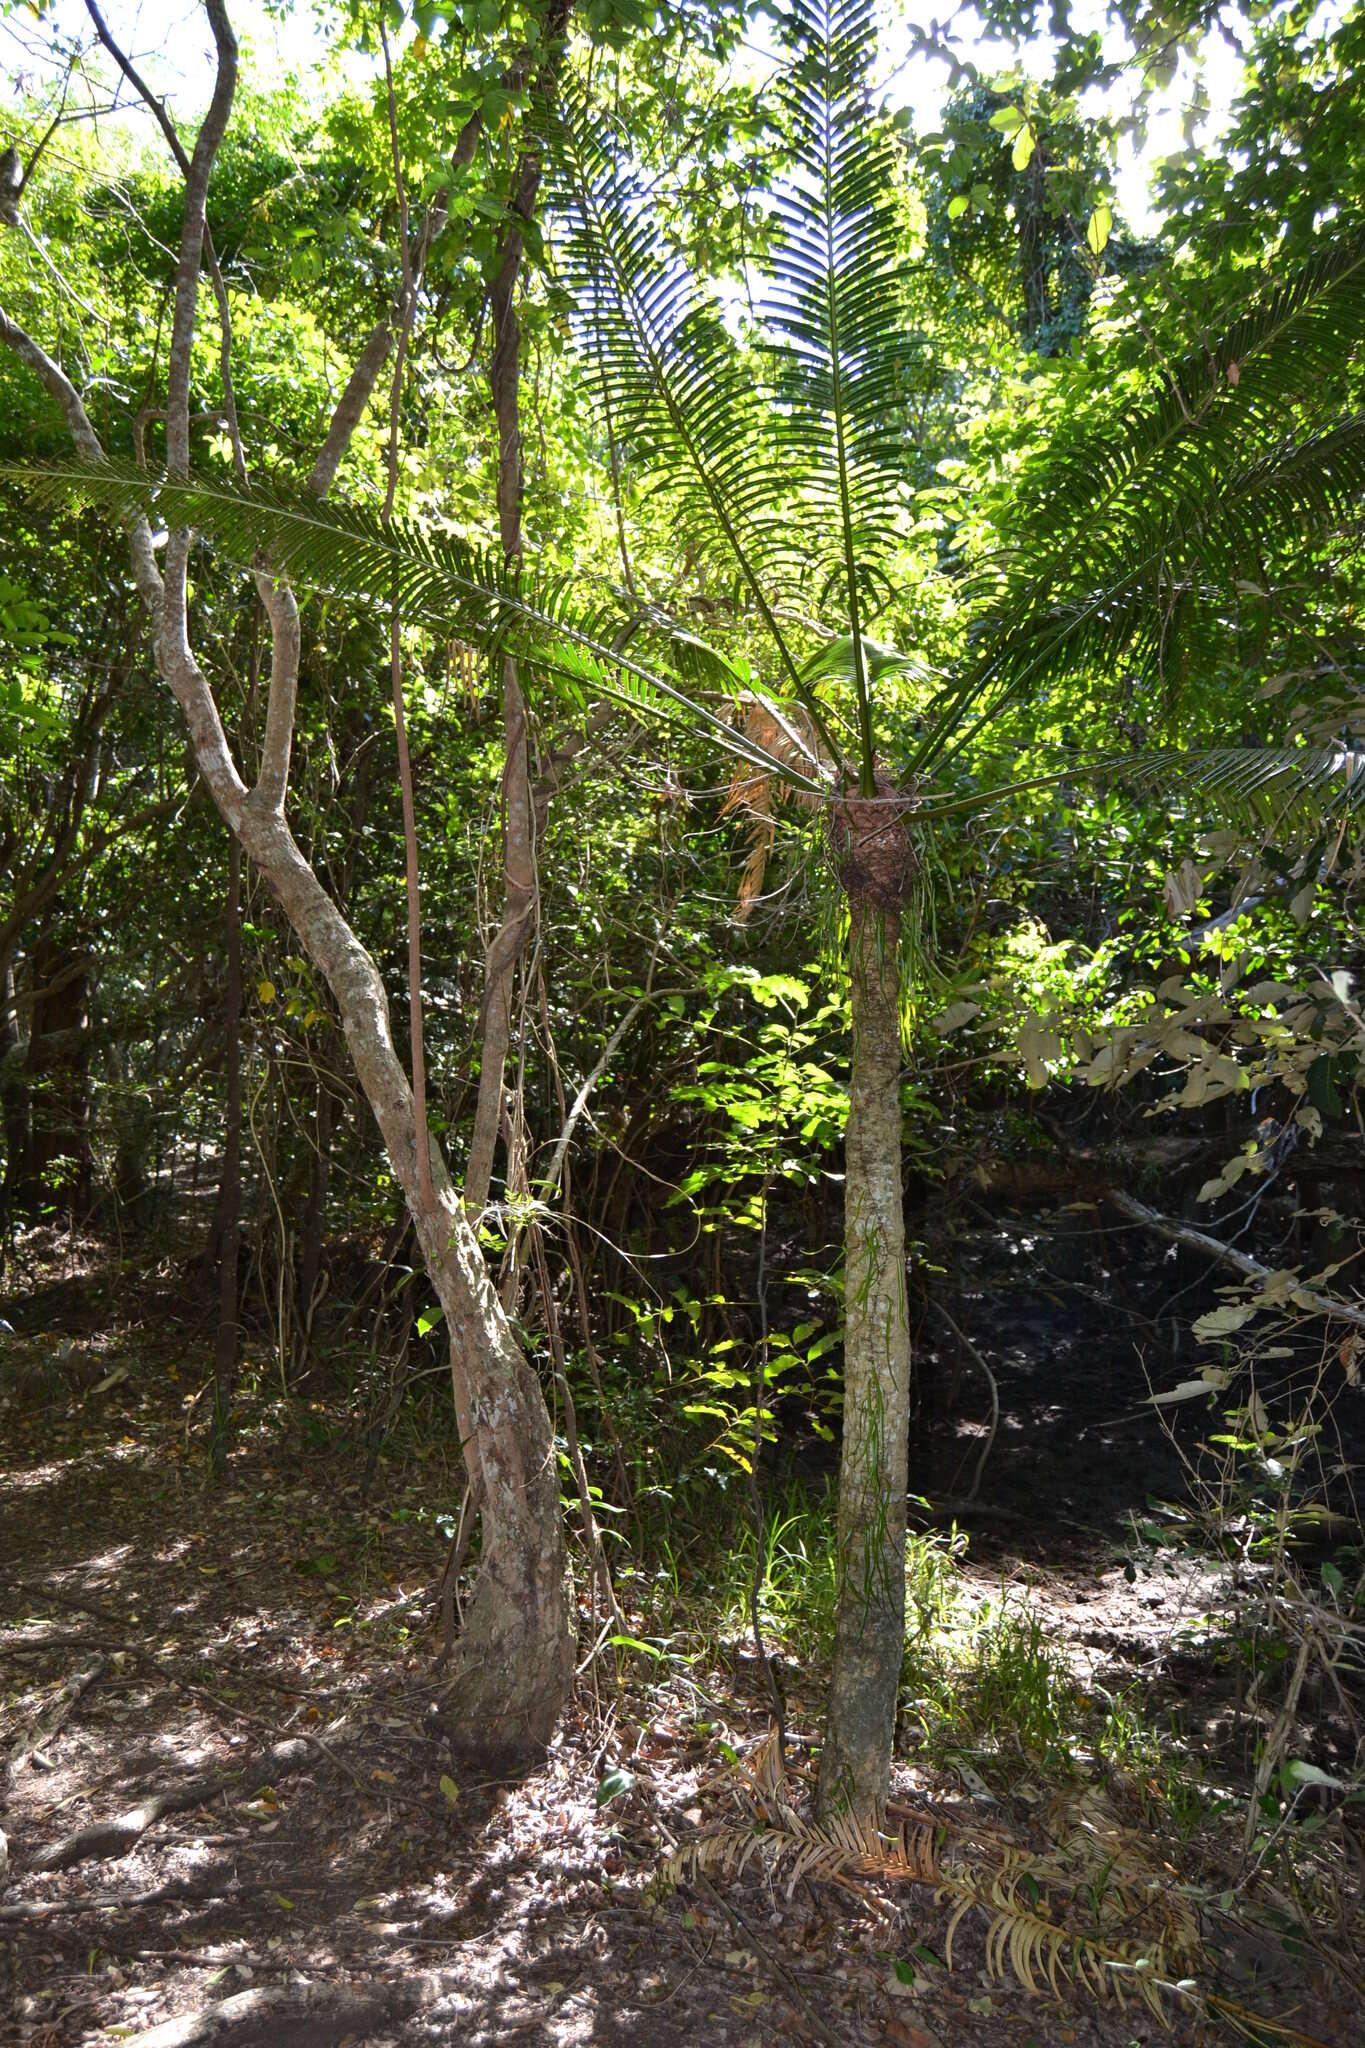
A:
[[819, 788, 914, 1822]]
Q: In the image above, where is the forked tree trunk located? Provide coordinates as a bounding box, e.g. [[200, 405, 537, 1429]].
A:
[[235, 792, 572, 1745], [0, 0, 575, 1759], [819, 786, 913, 1821]]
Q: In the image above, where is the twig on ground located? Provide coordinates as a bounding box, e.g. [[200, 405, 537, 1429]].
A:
[[0, 1873, 236, 1922], [687, 1868, 846, 2048]]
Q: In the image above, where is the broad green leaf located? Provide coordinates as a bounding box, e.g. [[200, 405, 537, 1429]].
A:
[[1085, 202, 1113, 255], [1192, 1303, 1257, 1341], [1281, 1758, 1350, 1793], [595, 1767, 638, 1806], [932, 1000, 980, 1034]]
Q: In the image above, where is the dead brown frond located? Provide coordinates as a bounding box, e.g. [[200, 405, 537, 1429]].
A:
[[666, 1736, 1201, 2029], [720, 697, 825, 920], [1043, 1781, 1202, 1962], [1205, 1991, 1341, 2046]]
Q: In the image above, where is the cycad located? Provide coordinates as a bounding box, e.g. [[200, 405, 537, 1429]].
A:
[[12, 0, 1365, 1828], [554, 1, 928, 1818]]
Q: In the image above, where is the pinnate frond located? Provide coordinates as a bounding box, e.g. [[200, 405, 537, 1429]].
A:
[[763, 1, 914, 578], [550, 88, 812, 697], [5, 458, 827, 791], [918, 234, 1365, 766], [552, 2, 915, 785]]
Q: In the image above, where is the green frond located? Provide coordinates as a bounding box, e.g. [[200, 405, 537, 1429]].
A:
[[765, 0, 910, 494], [1011, 231, 1365, 552], [3, 458, 826, 793], [1124, 740, 1365, 830], [914, 234, 1365, 770], [914, 742, 1365, 838], [550, 87, 825, 731], [764, 0, 916, 790], [552, 3, 916, 790]]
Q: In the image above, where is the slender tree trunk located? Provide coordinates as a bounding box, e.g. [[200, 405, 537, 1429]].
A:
[[1019, 149, 1050, 351], [1, 961, 26, 1235], [464, 3, 572, 1217], [211, 834, 243, 1469], [294, 1068, 333, 1382], [465, 658, 535, 1215], [17, 927, 93, 1222], [819, 788, 913, 1822]]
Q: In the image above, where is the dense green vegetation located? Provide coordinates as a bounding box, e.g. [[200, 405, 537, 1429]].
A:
[[2, 2, 1364, 2041]]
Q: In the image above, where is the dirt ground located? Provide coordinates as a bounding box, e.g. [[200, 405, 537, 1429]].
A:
[[2, 1213, 1360, 2048]]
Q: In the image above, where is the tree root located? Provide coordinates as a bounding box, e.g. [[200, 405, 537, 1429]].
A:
[[6, 1653, 107, 1788], [123, 1963, 581, 2048], [128, 1979, 423, 2048], [0, 1872, 232, 1922], [28, 1724, 343, 1873]]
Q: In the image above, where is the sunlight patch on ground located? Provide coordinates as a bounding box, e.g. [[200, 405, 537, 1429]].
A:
[[63, 1542, 136, 1580], [0, 1459, 75, 1491]]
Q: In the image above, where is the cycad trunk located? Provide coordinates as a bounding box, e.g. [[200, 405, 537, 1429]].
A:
[[819, 788, 913, 1821]]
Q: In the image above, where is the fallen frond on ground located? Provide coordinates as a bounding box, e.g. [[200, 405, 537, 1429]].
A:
[[667, 1734, 1326, 2037]]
